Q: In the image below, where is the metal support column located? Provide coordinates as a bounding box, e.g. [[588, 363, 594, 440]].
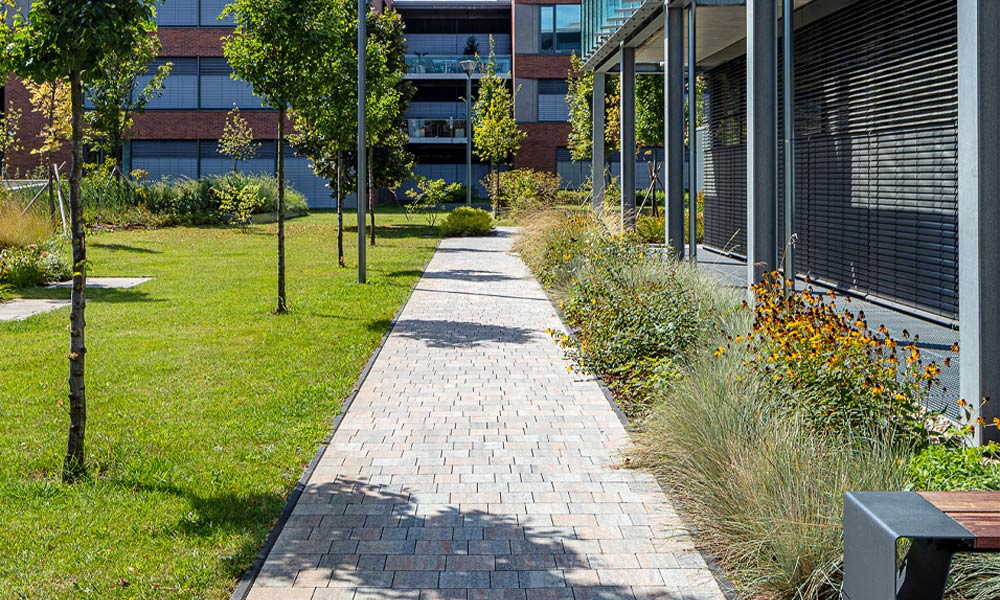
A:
[[592, 72, 606, 213], [782, 0, 795, 288], [746, 0, 778, 285], [687, 1, 698, 262], [357, 0, 368, 284], [958, 0, 1000, 444], [620, 44, 636, 230], [665, 4, 685, 258], [466, 73, 473, 206]]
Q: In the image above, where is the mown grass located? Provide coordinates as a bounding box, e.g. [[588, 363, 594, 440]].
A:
[[0, 211, 439, 599]]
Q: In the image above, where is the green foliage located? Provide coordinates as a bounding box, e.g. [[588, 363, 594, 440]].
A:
[[513, 210, 601, 288], [743, 274, 939, 442], [0, 237, 71, 287], [85, 33, 171, 169], [0, 212, 440, 597], [635, 215, 664, 245], [214, 179, 264, 230], [485, 168, 561, 217], [565, 53, 594, 162], [81, 173, 308, 228], [219, 107, 261, 171], [909, 444, 1000, 491], [473, 37, 525, 168], [1, 0, 156, 85], [635, 74, 664, 148], [405, 178, 465, 225], [440, 206, 493, 237]]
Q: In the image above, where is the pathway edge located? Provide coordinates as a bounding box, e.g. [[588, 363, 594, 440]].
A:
[[229, 241, 442, 600]]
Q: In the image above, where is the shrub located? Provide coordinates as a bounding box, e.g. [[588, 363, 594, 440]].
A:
[[405, 178, 466, 225], [440, 206, 493, 237], [215, 179, 264, 230], [635, 350, 911, 600], [513, 210, 604, 288], [741, 273, 939, 441], [909, 444, 1000, 491], [0, 237, 71, 287], [81, 173, 309, 228], [485, 168, 561, 218], [635, 215, 664, 245]]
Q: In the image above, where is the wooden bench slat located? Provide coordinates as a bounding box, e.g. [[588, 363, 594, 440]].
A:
[[920, 491, 1000, 513]]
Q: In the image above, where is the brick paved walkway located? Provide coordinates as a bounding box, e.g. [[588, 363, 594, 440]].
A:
[[246, 231, 725, 600]]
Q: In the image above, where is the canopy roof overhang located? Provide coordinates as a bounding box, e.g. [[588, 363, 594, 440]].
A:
[[583, 0, 860, 73]]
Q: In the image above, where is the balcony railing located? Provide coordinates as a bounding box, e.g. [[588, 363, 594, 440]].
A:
[[408, 118, 469, 141], [405, 55, 512, 77]]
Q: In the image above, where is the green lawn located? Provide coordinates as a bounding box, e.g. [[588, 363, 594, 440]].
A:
[[0, 211, 440, 599]]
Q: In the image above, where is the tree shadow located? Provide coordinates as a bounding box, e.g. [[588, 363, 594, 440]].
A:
[[419, 270, 519, 284], [391, 319, 537, 348], [254, 477, 701, 599], [90, 243, 161, 254], [15, 286, 162, 304]]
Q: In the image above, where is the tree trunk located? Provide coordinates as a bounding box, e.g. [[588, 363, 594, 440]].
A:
[[337, 150, 345, 268], [64, 70, 87, 484], [47, 160, 57, 222], [368, 148, 376, 247], [276, 107, 287, 314]]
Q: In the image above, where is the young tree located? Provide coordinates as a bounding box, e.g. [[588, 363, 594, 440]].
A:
[[224, 0, 331, 314], [85, 34, 171, 176], [289, 0, 355, 267], [1, 0, 157, 483], [473, 37, 525, 201], [565, 53, 593, 163], [219, 106, 261, 173], [0, 105, 21, 178], [25, 79, 71, 218], [364, 7, 413, 247]]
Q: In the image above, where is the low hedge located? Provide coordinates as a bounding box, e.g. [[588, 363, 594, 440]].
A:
[[440, 207, 493, 237]]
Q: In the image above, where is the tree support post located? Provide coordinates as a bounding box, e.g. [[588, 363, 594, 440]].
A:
[[592, 72, 606, 213], [664, 4, 685, 259], [958, 0, 1000, 444], [619, 43, 636, 230], [746, 0, 778, 285]]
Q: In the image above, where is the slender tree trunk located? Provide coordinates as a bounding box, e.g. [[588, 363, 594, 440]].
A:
[[276, 107, 287, 314], [368, 148, 375, 247], [47, 160, 57, 222], [337, 150, 345, 268], [64, 70, 87, 484]]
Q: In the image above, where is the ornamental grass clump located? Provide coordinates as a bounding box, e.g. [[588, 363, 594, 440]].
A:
[[513, 209, 604, 287], [736, 272, 942, 442]]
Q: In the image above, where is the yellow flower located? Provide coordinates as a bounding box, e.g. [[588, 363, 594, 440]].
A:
[[714, 346, 726, 357]]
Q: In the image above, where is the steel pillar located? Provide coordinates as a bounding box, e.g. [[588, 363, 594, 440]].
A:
[[592, 72, 606, 213], [687, 2, 698, 262], [620, 43, 637, 230], [746, 0, 778, 285], [665, 4, 685, 258], [357, 0, 368, 284], [781, 0, 795, 288], [958, 0, 1000, 444]]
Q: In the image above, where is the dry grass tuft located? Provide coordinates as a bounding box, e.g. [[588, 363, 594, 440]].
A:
[[0, 195, 56, 250]]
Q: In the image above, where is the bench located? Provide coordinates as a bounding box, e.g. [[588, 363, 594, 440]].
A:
[[843, 491, 1000, 600]]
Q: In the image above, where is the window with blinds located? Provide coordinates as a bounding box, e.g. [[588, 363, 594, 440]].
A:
[[537, 79, 569, 122]]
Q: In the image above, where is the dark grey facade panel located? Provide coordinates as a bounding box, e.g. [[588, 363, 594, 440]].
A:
[[702, 0, 958, 319]]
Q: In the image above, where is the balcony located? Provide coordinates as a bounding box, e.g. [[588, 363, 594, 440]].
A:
[[405, 55, 512, 79], [408, 118, 469, 143]]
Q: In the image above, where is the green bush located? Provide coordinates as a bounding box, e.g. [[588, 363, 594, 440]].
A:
[[513, 210, 604, 288], [81, 173, 309, 228], [440, 206, 493, 237], [0, 237, 71, 288], [485, 168, 561, 218], [635, 215, 664, 245], [909, 444, 1000, 491]]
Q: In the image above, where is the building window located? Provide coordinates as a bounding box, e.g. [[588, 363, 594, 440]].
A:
[[199, 58, 264, 110], [145, 58, 199, 110], [539, 5, 581, 54], [156, 0, 235, 27], [537, 79, 569, 122]]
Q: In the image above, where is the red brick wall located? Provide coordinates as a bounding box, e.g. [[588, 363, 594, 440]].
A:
[[515, 122, 570, 172], [3, 77, 68, 176], [514, 54, 572, 80], [157, 28, 229, 57], [131, 111, 283, 140]]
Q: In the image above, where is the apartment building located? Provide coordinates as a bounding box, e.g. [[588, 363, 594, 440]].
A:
[[2, 0, 587, 204]]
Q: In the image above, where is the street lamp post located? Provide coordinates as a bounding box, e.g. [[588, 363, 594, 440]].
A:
[[460, 59, 477, 207], [357, 0, 368, 283]]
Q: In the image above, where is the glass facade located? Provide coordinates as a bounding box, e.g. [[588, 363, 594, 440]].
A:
[[156, 0, 233, 26], [405, 55, 512, 77], [581, 0, 638, 57], [540, 5, 582, 54]]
